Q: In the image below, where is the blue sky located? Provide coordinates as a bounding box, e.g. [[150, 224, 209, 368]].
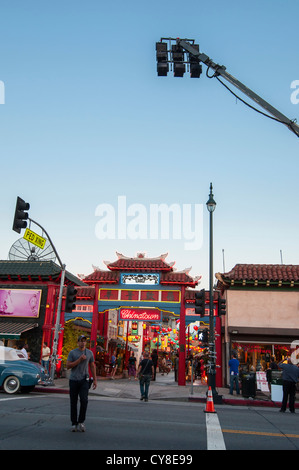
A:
[[0, 0, 298, 289]]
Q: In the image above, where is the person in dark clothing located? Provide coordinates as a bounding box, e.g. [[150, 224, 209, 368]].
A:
[[138, 351, 154, 402], [278, 358, 299, 413], [67, 335, 97, 432], [229, 352, 240, 395], [151, 349, 158, 381]]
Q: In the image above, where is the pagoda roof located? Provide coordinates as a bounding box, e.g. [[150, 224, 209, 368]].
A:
[[83, 252, 201, 287], [104, 252, 175, 271]]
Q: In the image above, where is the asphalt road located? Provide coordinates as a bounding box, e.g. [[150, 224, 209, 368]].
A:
[[0, 391, 299, 452]]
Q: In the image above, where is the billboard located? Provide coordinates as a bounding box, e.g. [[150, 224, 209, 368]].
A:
[[0, 289, 42, 318]]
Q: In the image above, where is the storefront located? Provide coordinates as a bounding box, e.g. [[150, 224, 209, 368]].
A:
[[231, 341, 293, 373], [0, 260, 85, 370], [217, 263, 299, 388]]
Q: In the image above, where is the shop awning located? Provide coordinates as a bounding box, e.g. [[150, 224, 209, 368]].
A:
[[0, 321, 38, 339]]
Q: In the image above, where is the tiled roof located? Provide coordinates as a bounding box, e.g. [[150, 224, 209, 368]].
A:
[[83, 253, 200, 286], [160, 271, 201, 286], [76, 287, 95, 299], [83, 270, 120, 284], [104, 252, 175, 272], [223, 264, 299, 281], [0, 260, 86, 286]]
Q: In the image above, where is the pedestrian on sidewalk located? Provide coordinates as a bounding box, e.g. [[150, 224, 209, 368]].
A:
[[138, 351, 154, 402], [41, 342, 50, 374], [151, 349, 158, 381], [278, 357, 299, 413], [128, 352, 137, 380], [110, 351, 117, 379], [229, 352, 240, 395], [66, 335, 97, 432]]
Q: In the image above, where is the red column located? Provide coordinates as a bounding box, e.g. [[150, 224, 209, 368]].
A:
[[178, 286, 186, 386], [42, 285, 57, 347], [90, 284, 99, 357]]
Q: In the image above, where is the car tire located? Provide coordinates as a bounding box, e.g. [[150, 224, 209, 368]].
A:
[[3, 375, 21, 394]]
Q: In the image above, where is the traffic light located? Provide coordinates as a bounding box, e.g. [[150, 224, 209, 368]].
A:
[[156, 42, 169, 76], [171, 44, 185, 77], [195, 289, 206, 317], [218, 297, 226, 315], [189, 44, 202, 78], [65, 285, 78, 313], [12, 196, 30, 234], [202, 329, 209, 344]]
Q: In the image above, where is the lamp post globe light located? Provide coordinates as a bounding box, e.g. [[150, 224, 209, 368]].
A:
[[206, 183, 222, 403]]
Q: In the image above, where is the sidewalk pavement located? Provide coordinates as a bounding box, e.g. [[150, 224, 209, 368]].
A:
[[36, 371, 298, 409]]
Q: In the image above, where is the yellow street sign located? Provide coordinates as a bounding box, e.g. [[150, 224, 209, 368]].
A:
[[23, 228, 46, 250]]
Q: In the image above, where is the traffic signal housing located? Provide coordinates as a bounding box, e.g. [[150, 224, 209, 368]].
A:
[[218, 297, 226, 315], [65, 286, 78, 313], [189, 44, 202, 78], [201, 328, 209, 344], [171, 44, 185, 77], [156, 42, 169, 76], [12, 197, 30, 234], [195, 289, 206, 317]]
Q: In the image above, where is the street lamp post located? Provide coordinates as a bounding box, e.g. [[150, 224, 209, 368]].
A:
[[206, 183, 222, 403]]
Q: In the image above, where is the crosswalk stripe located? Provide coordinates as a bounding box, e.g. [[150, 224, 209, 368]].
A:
[[222, 429, 299, 439], [206, 413, 226, 450]]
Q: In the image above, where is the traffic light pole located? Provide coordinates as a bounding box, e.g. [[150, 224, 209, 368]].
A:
[[49, 263, 66, 383], [208, 204, 217, 398], [28, 217, 65, 384], [163, 38, 299, 138]]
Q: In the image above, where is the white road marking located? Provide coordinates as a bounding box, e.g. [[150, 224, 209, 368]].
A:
[[206, 413, 226, 450]]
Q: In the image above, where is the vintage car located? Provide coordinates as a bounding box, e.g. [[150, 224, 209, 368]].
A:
[[0, 346, 46, 394]]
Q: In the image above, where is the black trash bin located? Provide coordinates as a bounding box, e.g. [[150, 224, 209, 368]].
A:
[[242, 373, 256, 398]]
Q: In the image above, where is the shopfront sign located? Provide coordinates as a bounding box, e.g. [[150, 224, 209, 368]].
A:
[[119, 308, 162, 322]]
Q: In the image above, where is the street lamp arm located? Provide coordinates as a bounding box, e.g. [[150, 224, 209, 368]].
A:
[[177, 38, 299, 138]]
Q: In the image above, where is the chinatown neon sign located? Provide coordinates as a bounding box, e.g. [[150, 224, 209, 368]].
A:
[[119, 308, 162, 322]]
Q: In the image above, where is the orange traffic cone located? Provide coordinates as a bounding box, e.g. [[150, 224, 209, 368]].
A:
[[204, 386, 216, 413]]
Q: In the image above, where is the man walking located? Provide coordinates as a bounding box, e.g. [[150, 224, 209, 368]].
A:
[[278, 357, 299, 413], [67, 335, 97, 432], [138, 351, 154, 402]]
